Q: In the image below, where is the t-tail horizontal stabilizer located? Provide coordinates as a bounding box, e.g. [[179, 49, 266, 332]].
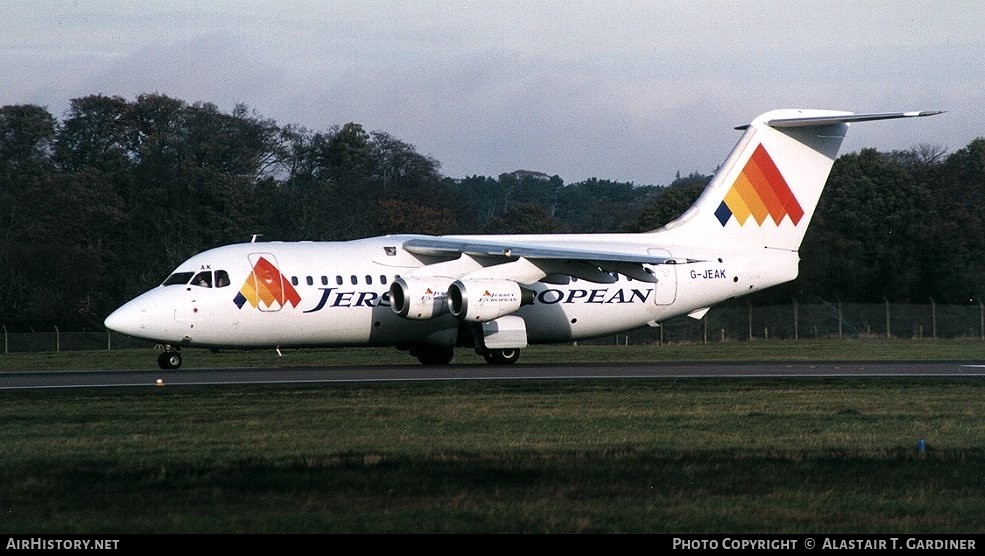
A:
[[749, 110, 945, 129], [658, 109, 944, 254]]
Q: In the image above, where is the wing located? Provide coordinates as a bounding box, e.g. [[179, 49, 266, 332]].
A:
[[401, 236, 678, 284]]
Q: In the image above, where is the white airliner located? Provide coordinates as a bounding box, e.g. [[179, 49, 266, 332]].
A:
[[104, 109, 941, 369]]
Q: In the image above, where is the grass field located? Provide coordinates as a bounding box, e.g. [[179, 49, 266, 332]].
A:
[[4, 336, 985, 371], [2, 339, 984, 533]]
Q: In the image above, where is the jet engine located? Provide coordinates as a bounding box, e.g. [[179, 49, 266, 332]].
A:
[[390, 277, 454, 320], [448, 279, 534, 322]]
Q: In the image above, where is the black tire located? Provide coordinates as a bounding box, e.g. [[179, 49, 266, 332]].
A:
[[157, 351, 182, 369], [482, 349, 520, 365], [414, 346, 454, 365]]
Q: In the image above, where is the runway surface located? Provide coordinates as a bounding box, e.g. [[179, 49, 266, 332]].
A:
[[3, 361, 985, 390]]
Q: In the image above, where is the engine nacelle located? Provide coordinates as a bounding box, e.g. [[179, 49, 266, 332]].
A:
[[390, 277, 453, 320], [448, 279, 534, 322]]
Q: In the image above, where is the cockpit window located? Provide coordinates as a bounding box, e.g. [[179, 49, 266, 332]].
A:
[[162, 270, 230, 288], [162, 272, 194, 286], [192, 271, 213, 288]]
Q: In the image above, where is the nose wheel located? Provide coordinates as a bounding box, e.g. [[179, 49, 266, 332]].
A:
[[157, 350, 182, 369]]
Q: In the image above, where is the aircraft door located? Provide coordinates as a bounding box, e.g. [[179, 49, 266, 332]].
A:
[[173, 296, 201, 324], [648, 249, 677, 305]]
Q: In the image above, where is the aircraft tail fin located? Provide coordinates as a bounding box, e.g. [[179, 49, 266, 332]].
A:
[[656, 110, 943, 252]]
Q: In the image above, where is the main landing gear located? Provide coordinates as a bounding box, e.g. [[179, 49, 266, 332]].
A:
[[157, 347, 182, 369], [481, 349, 520, 365], [409, 345, 521, 365], [410, 345, 455, 365]]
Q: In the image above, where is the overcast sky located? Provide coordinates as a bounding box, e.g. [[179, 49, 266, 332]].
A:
[[1, 1, 977, 185]]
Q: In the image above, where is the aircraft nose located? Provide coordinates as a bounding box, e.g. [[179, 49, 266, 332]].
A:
[[104, 288, 186, 343], [104, 299, 149, 337]]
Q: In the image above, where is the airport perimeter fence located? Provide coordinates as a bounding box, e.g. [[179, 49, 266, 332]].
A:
[[2, 301, 985, 354], [594, 300, 985, 346]]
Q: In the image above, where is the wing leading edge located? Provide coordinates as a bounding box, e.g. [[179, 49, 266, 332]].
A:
[[402, 237, 670, 264], [401, 236, 680, 284]]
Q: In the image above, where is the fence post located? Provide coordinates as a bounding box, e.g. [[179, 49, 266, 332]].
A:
[[703, 316, 708, 344], [54, 325, 60, 352], [747, 300, 753, 340], [884, 299, 891, 339], [2, 325, 6, 354], [793, 299, 799, 340], [931, 298, 937, 339], [838, 301, 843, 338], [107, 330, 112, 351], [981, 302, 984, 341]]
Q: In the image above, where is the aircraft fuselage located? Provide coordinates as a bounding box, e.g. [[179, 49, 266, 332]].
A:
[[105, 235, 792, 351]]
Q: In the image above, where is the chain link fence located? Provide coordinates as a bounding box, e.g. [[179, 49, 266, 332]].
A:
[[591, 301, 985, 345], [0, 327, 155, 353], [3, 301, 985, 353]]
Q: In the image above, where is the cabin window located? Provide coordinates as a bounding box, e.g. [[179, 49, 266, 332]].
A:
[[290, 276, 299, 286], [336, 275, 343, 285], [321, 276, 329, 286], [365, 275, 373, 285], [162, 271, 194, 286], [350, 275, 358, 285], [306, 276, 314, 286], [215, 270, 230, 288], [380, 275, 388, 285]]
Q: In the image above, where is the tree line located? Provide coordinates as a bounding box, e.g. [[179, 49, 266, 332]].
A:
[[0, 94, 981, 331]]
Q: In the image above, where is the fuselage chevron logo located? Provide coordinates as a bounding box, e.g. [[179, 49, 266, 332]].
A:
[[233, 256, 302, 310], [714, 144, 804, 226]]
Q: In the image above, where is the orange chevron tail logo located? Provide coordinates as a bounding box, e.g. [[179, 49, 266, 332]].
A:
[[715, 144, 804, 226], [233, 256, 301, 310]]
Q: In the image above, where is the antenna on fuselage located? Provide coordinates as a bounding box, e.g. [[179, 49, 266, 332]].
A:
[[250, 234, 262, 243]]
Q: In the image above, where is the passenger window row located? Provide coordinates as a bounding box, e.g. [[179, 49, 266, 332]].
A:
[[290, 275, 393, 287]]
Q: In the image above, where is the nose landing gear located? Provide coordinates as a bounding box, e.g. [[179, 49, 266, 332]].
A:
[[157, 348, 182, 369]]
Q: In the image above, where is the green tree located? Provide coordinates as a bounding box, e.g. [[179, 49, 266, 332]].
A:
[[796, 149, 935, 302], [258, 123, 317, 240], [0, 104, 57, 243], [317, 123, 381, 239], [620, 174, 708, 232], [373, 131, 459, 234], [926, 139, 985, 303], [0, 104, 56, 178], [485, 202, 567, 234], [15, 170, 126, 327], [446, 175, 504, 231], [379, 198, 458, 235], [54, 94, 135, 174]]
